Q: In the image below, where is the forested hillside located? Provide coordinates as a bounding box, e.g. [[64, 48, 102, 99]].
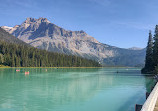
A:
[[0, 41, 101, 67]]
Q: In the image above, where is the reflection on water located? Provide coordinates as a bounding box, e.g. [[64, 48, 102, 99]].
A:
[[0, 68, 155, 111]]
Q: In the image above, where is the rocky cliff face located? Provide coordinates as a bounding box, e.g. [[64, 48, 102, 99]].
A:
[[1, 17, 145, 66]]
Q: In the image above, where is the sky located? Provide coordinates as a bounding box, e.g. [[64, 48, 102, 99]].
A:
[[0, 0, 158, 48]]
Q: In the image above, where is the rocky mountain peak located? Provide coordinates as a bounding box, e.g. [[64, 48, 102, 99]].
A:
[[79, 30, 85, 34], [25, 17, 36, 23], [18, 17, 51, 31], [38, 17, 50, 23], [24, 17, 50, 24]]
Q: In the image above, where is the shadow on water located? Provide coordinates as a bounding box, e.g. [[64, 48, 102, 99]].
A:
[[117, 73, 155, 111], [117, 90, 145, 111], [144, 76, 156, 93]]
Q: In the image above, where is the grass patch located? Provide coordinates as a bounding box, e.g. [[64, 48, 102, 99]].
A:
[[0, 65, 10, 68]]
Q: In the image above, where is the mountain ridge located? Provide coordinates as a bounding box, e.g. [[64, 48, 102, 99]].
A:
[[1, 17, 146, 66]]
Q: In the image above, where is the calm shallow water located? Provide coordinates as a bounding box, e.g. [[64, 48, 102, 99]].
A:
[[0, 68, 155, 111]]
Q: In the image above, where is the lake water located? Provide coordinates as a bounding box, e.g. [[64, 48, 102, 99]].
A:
[[0, 68, 155, 111]]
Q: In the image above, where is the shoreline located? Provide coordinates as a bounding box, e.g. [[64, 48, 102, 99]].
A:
[[0, 66, 140, 68], [0, 66, 102, 68]]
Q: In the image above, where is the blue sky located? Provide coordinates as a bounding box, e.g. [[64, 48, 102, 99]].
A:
[[0, 0, 158, 48]]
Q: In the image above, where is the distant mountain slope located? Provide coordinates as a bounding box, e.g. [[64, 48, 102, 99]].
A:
[[103, 48, 146, 66], [1, 17, 146, 66], [128, 47, 143, 50], [0, 27, 29, 46]]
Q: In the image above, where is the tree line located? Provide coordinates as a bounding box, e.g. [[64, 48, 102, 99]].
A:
[[142, 25, 158, 74], [0, 40, 101, 67]]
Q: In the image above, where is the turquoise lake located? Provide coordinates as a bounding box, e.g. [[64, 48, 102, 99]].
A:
[[0, 68, 155, 111]]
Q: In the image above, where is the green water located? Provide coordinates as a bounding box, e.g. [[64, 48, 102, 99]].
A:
[[0, 68, 155, 111]]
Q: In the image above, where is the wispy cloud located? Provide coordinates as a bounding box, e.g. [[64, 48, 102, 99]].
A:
[[87, 0, 111, 7], [115, 21, 155, 30]]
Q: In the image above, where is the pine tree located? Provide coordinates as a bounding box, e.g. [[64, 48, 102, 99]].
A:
[[142, 25, 158, 74], [153, 25, 158, 68], [11, 55, 15, 67], [142, 31, 153, 73], [144, 31, 153, 71], [15, 56, 21, 67], [0, 53, 4, 64]]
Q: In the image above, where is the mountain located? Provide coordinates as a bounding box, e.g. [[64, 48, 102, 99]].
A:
[[1, 17, 146, 66], [0, 28, 101, 67]]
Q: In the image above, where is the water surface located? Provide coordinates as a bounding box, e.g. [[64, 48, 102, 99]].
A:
[[0, 68, 155, 111]]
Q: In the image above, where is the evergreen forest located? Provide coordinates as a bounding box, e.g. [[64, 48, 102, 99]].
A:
[[142, 25, 158, 74], [0, 41, 101, 67]]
